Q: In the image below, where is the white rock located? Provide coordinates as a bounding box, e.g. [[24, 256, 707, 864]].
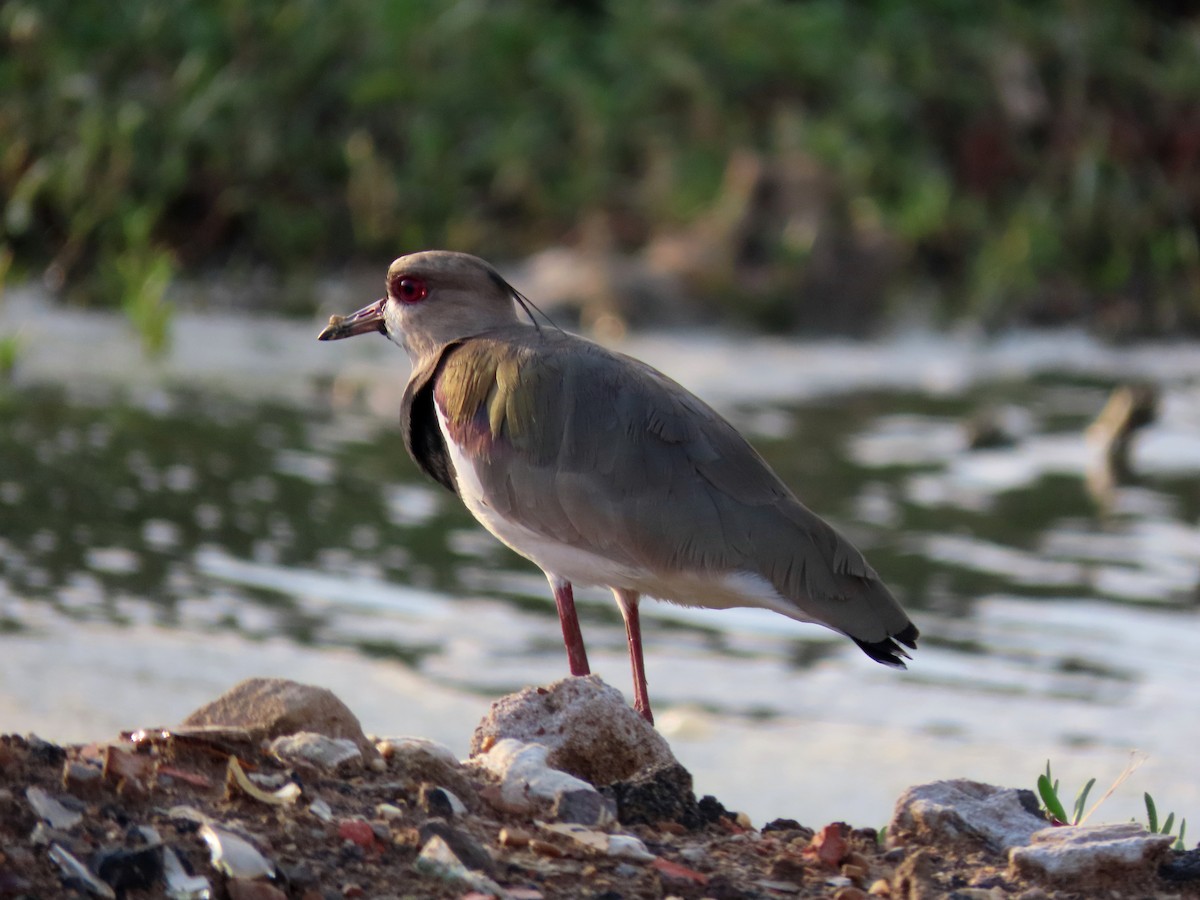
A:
[[539, 822, 655, 861], [309, 797, 334, 823], [889, 779, 1046, 852], [470, 675, 677, 787], [269, 732, 362, 772], [377, 736, 460, 767], [472, 738, 597, 813], [1009, 822, 1176, 884]]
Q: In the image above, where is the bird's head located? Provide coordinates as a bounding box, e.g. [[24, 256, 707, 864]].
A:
[[318, 251, 522, 361]]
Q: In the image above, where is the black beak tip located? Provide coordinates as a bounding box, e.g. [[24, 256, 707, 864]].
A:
[[317, 314, 348, 342]]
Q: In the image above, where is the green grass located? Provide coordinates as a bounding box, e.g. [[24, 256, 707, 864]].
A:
[[1037, 760, 1188, 850], [3, 1, 1200, 333]]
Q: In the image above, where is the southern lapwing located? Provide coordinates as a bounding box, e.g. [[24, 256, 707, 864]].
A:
[[319, 250, 918, 723]]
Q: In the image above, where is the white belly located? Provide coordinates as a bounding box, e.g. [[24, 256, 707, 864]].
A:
[[434, 408, 813, 623]]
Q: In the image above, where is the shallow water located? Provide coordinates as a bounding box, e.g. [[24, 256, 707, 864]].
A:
[[1, 288, 1198, 828]]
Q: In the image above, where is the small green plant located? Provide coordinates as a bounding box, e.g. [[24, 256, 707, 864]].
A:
[[0, 333, 20, 381], [116, 247, 175, 359], [1037, 761, 1096, 826], [0, 244, 12, 300], [109, 212, 176, 359], [1037, 759, 1189, 850], [1145, 792, 1188, 852]]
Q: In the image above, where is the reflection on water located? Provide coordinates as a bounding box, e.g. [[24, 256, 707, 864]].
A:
[[0, 314, 1198, 826]]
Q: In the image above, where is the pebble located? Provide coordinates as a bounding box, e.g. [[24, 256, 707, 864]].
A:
[[418, 783, 467, 818], [499, 826, 532, 848], [652, 857, 709, 885], [529, 838, 564, 858], [309, 798, 334, 822], [270, 733, 362, 773], [337, 819, 378, 851], [418, 820, 495, 874], [61, 761, 103, 798], [415, 835, 505, 896], [375, 802, 404, 821], [553, 787, 617, 828]]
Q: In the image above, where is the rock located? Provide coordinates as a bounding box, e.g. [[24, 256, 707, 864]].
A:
[[377, 737, 473, 799], [418, 784, 466, 818], [418, 820, 495, 875], [499, 826, 532, 848], [604, 762, 702, 828], [891, 847, 939, 900], [180, 678, 374, 756], [308, 798, 334, 822], [889, 780, 1045, 853], [377, 736, 459, 767], [375, 802, 404, 821], [805, 822, 851, 868], [552, 786, 617, 828], [94, 843, 163, 893], [472, 738, 613, 824], [269, 733, 362, 773], [101, 745, 155, 792], [62, 761, 103, 799], [414, 835, 504, 895], [470, 675, 677, 787], [1008, 823, 1176, 890], [540, 822, 655, 861], [653, 856, 710, 886], [1162, 847, 1200, 882], [337, 819, 379, 851]]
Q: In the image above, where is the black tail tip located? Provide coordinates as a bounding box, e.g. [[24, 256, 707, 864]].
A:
[[854, 622, 920, 668]]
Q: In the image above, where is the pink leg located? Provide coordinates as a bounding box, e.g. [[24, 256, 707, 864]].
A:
[[549, 575, 590, 676], [614, 589, 653, 724]]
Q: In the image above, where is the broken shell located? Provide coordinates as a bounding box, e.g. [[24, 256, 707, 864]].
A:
[[26, 786, 83, 831], [226, 757, 301, 805], [163, 846, 212, 899], [199, 824, 274, 879], [48, 844, 115, 899]]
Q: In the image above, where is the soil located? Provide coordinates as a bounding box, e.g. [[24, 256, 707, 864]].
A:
[[1, 729, 1198, 900]]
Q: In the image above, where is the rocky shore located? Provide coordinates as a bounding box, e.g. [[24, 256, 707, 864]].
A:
[[1, 676, 1196, 900]]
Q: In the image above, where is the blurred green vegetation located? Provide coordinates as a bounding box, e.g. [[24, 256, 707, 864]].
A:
[[2, 0, 1199, 333]]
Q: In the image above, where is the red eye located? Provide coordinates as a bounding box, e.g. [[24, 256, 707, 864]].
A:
[[394, 276, 428, 304]]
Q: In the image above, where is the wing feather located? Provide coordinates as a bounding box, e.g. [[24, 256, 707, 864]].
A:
[[432, 327, 913, 644]]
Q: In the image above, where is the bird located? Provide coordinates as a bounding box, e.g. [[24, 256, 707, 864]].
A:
[[319, 250, 918, 723]]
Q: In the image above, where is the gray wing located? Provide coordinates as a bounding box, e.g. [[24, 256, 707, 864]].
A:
[[444, 330, 916, 651]]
